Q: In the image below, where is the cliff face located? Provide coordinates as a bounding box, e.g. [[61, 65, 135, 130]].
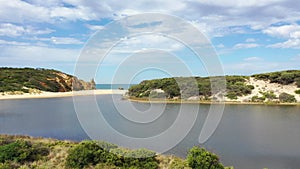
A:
[[50, 72, 96, 92], [0, 67, 96, 93], [71, 77, 96, 91]]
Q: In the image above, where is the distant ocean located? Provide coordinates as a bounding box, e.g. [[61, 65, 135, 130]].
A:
[[96, 84, 135, 90]]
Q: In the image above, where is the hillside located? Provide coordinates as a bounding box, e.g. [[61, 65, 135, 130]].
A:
[[128, 70, 300, 103], [0, 67, 95, 93]]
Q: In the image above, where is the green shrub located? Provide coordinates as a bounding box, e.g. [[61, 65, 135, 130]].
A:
[[187, 146, 224, 169], [0, 162, 12, 169], [66, 140, 116, 169], [169, 157, 190, 169], [110, 148, 158, 169], [0, 140, 49, 164], [251, 95, 266, 102], [260, 91, 277, 100], [295, 78, 300, 87], [252, 70, 300, 85], [295, 90, 300, 94], [226, 92, 238, 100], [66, 140, 158, 169], [246, 85, 255, 90], [93, 163, 121, 169], [279, 93, 297, 103], [225, 167, 234, 169]]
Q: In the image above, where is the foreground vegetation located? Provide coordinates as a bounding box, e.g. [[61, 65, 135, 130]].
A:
[[0, 67, 95, 93], [0, 135, 233, 169]]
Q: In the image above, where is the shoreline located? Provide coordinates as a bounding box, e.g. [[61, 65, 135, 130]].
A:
[[0, 89, 127, 100], [127, 97, 300, 106]]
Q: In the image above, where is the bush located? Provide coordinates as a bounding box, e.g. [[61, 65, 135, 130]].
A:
[[169, 157, 189, 169], [295, 78, 300, 87], [110, 148, 158, 169], [279, 93, 297, 103], [260, 91, 277, 100], [295, 90, 300, 95], [251, 95, 266, 102], [252, 70, 300, 85], [66, 140, 158, 169], [0, 140, 49, 164], [65, 141, 117, 169], [187, 147, 224, 169], [0, 162, 12, 169], [226, 92, 238, 100]]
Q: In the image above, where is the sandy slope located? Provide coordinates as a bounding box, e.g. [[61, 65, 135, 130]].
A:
[[235, 77, 300, 102], [0, 90, 127, 100]]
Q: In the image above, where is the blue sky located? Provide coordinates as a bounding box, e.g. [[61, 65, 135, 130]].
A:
[[0, 0, 299, 83]]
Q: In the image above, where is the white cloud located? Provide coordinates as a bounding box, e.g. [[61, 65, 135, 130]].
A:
[[85, 24, 105, 31], [263, 24, 300, 38], [233, 43, 260, 49], [268, 39, 300, 49], [50, 37, 83, 45], [244, 57, 264, 61], [0, 0, 51, 23], [1, 0, 300, 39], [224, 59, 299, 75], [264, 24, 300, 49], [28, 36, 83, 45], [0, 23, 54, 37], [106, 34, 185, 57], [246, 38, 256, 42], [0, 45, 79, 64], [50, 6, 97, 21], [216, 44, 225, 48], [0, 40, 29, 46], [193, 0, 284, 8]]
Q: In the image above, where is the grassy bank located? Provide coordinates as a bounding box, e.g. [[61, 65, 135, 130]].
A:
[[0, 135, 233, 169]]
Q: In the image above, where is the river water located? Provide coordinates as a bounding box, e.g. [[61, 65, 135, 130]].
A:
[[0, 94, 299, 169]]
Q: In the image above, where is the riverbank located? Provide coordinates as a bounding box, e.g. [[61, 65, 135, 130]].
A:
[[0, 90, 127, 100], [127, 97, 300, 106]]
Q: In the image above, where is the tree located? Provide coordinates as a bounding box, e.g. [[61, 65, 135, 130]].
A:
[[187, 146, 224, 169], [65, 141, 116, 169], [280, 72, 295, 84], [279, 93, 297, 103], [295, 78, 300, 88]]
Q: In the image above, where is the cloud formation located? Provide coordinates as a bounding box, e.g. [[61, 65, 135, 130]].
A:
[[0, 0, 299, 77]]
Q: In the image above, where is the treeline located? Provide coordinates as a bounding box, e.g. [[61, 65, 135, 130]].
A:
[[128, 76, 254, 100], [128, 70, 300, 101], [0, 67, 95, 93], [252, 70, 300, 87], [0, 135, 233, 169]]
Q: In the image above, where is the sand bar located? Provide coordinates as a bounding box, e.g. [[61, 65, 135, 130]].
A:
[[0, 90, 127, 100]]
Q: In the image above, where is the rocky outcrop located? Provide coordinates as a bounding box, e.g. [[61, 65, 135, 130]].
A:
[[50, 72, 96, 92], [72, 77, 96, 91]]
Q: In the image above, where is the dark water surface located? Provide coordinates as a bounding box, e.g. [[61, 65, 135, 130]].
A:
[[0, 95, 300, 169]]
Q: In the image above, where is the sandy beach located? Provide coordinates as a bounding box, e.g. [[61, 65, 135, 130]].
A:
[[0, 90, 127, 100]]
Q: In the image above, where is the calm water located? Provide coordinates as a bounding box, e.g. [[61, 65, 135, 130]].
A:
[[0, 95, 300, 169]]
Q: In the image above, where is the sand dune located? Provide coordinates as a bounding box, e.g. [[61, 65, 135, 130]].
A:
[[236, 77, 300, 102]]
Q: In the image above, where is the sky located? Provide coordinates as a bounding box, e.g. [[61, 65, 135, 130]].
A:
[[0, 0, 300, 83]]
